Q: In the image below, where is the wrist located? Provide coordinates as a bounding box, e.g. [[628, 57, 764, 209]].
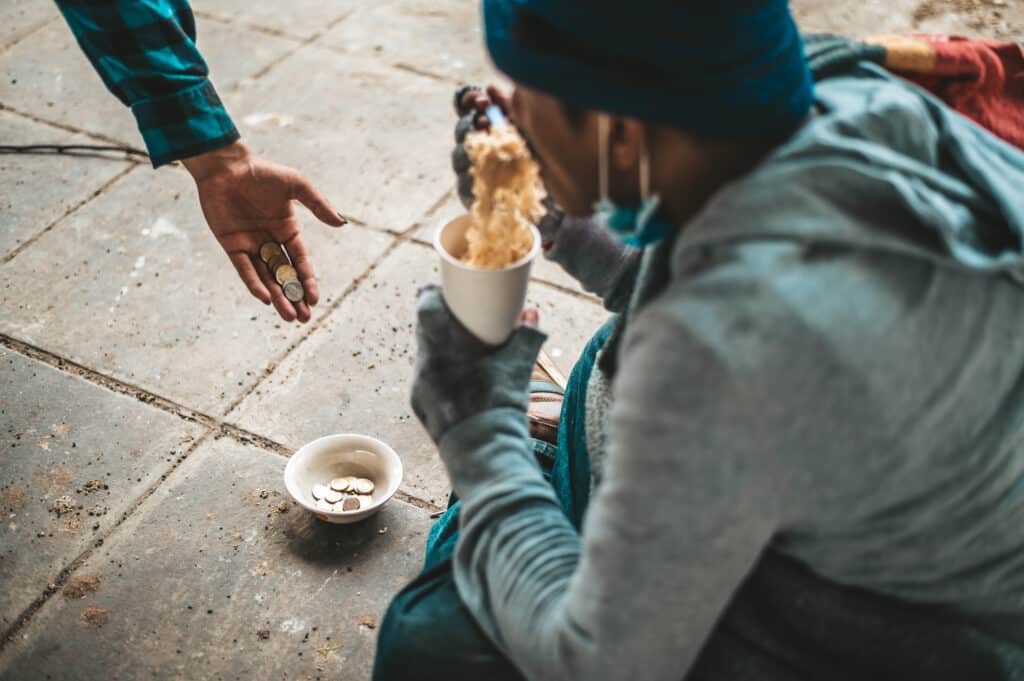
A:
[[536, 198, 565, 247], [438, 408, 532, 479], [181, 140, 251, 182]]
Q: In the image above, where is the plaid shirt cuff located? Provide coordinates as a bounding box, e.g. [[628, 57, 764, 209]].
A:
[[132, 79, 240, 168]]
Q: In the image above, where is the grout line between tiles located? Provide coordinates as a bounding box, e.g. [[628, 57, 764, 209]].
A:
[[0, 16, 58, 54], [217, 189, 455, 419], [1, 164, 139, 267], [0, 104, 146, 153], [0, 334, 221, 429], [215, 240, 401, 417], [315, 45, 467, 86], [242, 9, 356, 83], [191, 10, 308, 42], [390, 62, 452, 83]]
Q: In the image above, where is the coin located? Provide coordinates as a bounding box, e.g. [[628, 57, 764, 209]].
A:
[[324, 489, 343, 504], [283, 280, 304, 303], [354, 478, 375, 495], [266, 253, 289, 273], [275, 264, 298, 286], [330, 477, 348, 492], [259, 242, 283, 263], [311, 484, 329, 500], [341, 496, 360, 512]]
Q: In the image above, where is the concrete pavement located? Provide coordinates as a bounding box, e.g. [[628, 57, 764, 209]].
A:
[[1, 0, 1021, 678]]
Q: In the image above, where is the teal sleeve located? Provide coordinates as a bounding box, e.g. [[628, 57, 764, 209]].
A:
[[55, 0, 239, 166]]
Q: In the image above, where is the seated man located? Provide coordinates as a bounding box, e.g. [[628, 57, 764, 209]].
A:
[[376, 1, 1024, 679]]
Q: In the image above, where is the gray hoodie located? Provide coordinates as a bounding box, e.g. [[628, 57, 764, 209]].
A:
[[437, 62, 1024, 681]]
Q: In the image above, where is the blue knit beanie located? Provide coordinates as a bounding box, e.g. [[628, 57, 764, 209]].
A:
[[483, 0, 814, 140]]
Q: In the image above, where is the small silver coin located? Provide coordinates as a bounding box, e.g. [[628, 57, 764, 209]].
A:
[[354, 478, 375, 495], [323, 489, 343, 504], [283, 280, 304, 303], [311, 484, 329, 500]]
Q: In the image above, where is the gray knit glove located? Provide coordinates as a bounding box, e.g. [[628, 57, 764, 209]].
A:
[[411, 286, 547, 444], [452, 111, 478, 210]]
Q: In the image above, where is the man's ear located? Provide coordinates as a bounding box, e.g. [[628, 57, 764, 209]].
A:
[[610, 117, 644, 173]]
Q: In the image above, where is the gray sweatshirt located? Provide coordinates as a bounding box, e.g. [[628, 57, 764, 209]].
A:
[[437, 63, 1024, 681]]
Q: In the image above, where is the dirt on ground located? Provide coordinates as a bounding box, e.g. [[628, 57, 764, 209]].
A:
[[80, 607, 108, 628], [0, 485, 28, 513], [63, 576, 101, 599], [40, 467, 75, 495], [81, 479, 106, 494], [49, 495, 78, 516]]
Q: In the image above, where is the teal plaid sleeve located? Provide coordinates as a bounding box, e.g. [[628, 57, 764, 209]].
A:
[[55, 0, 240, 167]]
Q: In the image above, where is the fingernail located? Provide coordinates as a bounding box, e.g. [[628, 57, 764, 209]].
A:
[[337, 212, 348, 225]]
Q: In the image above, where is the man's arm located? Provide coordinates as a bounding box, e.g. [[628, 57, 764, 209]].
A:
[[419, 239, 879, 680], [441, 286, 786, 681], [541, 212, 641, 313], [55, 0, 346, 323], [56, 0, 237, 168]]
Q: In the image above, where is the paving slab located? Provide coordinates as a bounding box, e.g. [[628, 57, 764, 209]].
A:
[[0, 347, 203, 630], [0, 167, 394, 415], [0, 435, 432, 681], [0, 111, 132, 261], [321, 0, 497, 85], [0, 0, 58, 51], [0, 17, 297, 146], [225, 45, 455, 233], [228, 241, 610, 506], [192, 0, 358, 41]]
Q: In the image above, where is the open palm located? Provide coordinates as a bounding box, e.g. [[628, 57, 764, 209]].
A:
[[185, 143, 345, 323]]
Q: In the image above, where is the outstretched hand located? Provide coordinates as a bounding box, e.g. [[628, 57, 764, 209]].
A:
[[181, 141, 346, 323]]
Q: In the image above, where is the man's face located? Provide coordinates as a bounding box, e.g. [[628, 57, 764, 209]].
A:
[[511, 85, 601, 216]]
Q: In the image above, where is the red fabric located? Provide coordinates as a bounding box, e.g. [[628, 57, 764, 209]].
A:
[[900, 36, 1024, 151]]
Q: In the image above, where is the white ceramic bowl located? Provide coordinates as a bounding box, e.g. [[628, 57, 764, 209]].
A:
[[284, 434, 403, 524]]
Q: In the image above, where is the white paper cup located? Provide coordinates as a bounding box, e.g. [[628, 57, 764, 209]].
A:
[[434, 214, 541, 346]]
